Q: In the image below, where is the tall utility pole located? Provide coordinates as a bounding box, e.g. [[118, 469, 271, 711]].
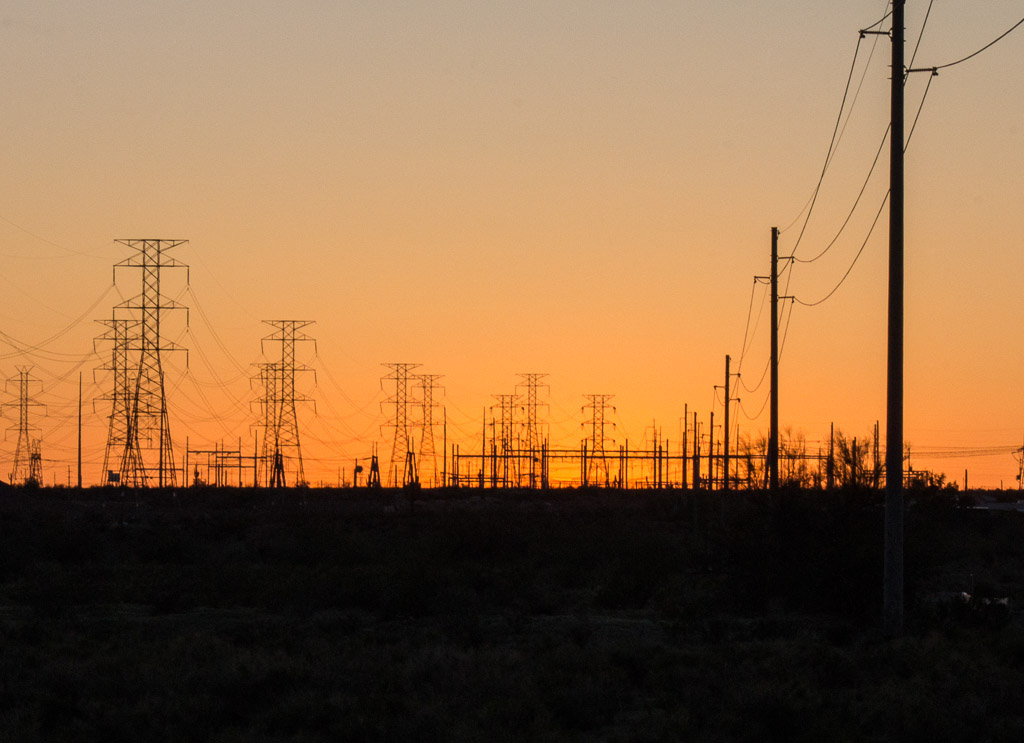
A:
[[113, 239, 189, 488], [692, 411, 700, 487], [884, 0, 906, 637], [717, 355, 739, 492], [708, 411, 715, 489], [723, 356, 730, 491], [77, 372, 82, 489], [382, 363, 421, 486], [5, 367, 43, 485], [769, 226, 780, 492], [258, 320, 315, 488], [582, 394, 615, 486], [516, 373, 548, 488], [682, 403, 688, 490], [415, 374, 443, 486]]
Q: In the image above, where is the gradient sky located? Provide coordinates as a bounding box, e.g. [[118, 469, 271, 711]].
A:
[[1, 1, 1022, 486]]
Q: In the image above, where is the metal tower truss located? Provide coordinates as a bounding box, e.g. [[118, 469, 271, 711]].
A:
[[110, 238, 189, 488], [491, 393, 519, 487], [4, 366, 45, 485], [256, 320, 315, 488], [382, 363, 420, 486], [415, 373, 443, 487], [516, 373, 548, 488], [95, 316, 138, 483], [582, 394, 615, 486]]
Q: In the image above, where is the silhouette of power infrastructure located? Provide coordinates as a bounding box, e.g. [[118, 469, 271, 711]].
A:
[[415, 373, 443, 486], [5, 367, 44, 485], [442, 378, 773, 492], [255, 321, 315, 488], [97, 239, 189, 488], [731, 2, 1024, 634], [517, 373, 548, 488], [582, 394, 615, 486], [2, 11, 1020, 626], [382, 363, 421, 487]]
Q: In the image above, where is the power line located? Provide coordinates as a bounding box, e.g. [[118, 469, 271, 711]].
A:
[[794, 125, 889, 264], [862, 4, 893, 33], [794, 192, 888, 307], [928, 16, 1024, 71], [0, 284, 116, 360], [779, 3, 888, 237], [908, 0, 935, 71], [782, 33, 864, 248], [792, 71, 935, 307]]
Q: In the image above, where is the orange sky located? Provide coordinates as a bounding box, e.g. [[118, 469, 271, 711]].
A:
[[1, 1, 1022, 487]]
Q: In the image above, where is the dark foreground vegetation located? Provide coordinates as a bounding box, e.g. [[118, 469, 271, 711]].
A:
[[2, 484, 1024, 741]]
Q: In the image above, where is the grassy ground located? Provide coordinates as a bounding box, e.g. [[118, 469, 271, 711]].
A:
[[1, 486, 1023, 741]]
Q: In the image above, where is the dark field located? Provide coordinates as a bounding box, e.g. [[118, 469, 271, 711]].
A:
[[3, 486, 1024, 742]]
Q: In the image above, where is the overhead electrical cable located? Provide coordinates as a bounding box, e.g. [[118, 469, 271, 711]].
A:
[[793, 193, 887, 307], [0, 217, 111, 258], [834, 2, 890, 148], [740, 356, 770, 396], [862, 3, 893, 33], [0, 283, 116, 359], [782, 34, 864, 248], [908, 0, 935, 71], [929, 16, 1024, 71], [739, 387, 771, 422], [186, 286, 249, 376], [792, 71, 934, 307], [795, 125, 890, 264]]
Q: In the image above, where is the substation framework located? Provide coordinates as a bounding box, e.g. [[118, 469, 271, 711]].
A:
[[446, 443, 840, 491]]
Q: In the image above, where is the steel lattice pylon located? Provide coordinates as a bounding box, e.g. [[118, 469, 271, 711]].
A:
[[257, 321, 315, 488], [97, 316, 136, 483], [5, 366, 43, 485], [111, 239, 189, 488], [491, 393, 519, 488], [415, 374, 443, 487], [582, 394, 615, 486], [382, 363, 420, 486], [516, 373, 548, 488]]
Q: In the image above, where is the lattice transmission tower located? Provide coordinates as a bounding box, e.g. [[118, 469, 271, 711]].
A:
[[492, 393, 519, 488], [382, 363, 420, 486], [516, 373, 548, 488], [5, 367, 44, 485], [96, 316, 136, 482], [415, 373, 443, 487], [256, 320, 315, 488], [109, 239, 189, 487], [582, 394, 615, 486]]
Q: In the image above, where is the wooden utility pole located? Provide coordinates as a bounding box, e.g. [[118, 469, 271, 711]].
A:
[[827, 422, 835, 489], [884, 0, 906, 637], [708, 411, 715, 489], [692, 411, 700, 488], [723, 355, 731, 492], [77, 372, 83, 489], [769, 227, 780, 493], [682, 404, 688, 490]]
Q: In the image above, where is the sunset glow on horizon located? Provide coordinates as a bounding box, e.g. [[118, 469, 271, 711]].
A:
[[1, 1, 1023, 487]]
